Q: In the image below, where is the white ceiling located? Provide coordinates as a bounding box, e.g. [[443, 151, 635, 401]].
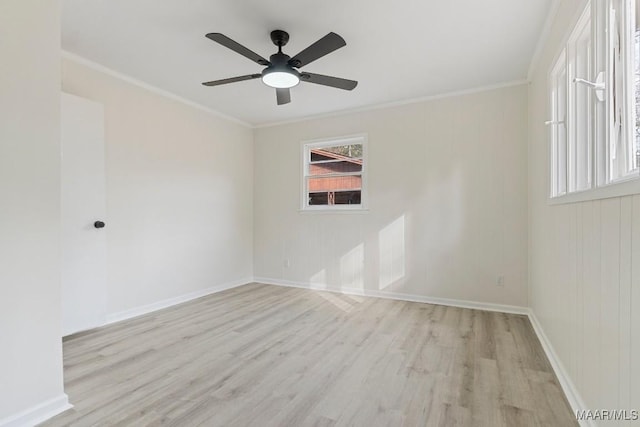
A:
[[62, 0, 551, 127]]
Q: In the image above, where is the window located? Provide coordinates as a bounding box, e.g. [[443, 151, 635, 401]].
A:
[[608, 0, 640, 180], [549, 47, 569, 196], [301, 135, 367, 211], [548, 0, 640, 200]]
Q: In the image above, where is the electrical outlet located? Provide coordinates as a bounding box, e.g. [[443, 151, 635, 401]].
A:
[[497, 275, 505, 287]]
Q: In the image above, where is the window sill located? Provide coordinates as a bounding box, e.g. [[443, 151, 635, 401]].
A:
[[548, 175, 640, 205], [299, 207, 370, 215]]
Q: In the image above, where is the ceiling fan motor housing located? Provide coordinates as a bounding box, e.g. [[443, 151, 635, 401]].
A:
[[268, 52, 292, 68], [270, 30, 290, 48]]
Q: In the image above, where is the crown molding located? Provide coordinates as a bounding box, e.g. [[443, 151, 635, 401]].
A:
[[62, 51, 531, 131], [254, 79, 529, 129], [61, 50, 253, 128]]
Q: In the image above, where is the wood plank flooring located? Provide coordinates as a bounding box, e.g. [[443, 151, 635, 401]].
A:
[[41, 283, 577, 426]]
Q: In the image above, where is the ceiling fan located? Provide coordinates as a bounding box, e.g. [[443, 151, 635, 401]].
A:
[[202, 30, 358, 105]]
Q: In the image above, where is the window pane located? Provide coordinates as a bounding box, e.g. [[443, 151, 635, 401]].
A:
[[574, 20, 592, 190], [557, 67, 568, 195], [307, 175, 362, 192], [309, 190, 361, 206], [303, 138, 366, 210], [310, 144, 362, 160], [634, 0, 640, 169], [610, 1, 624, 179], [334, 190, 361, 205], [308, 192, 328, 205], [309, 159, 362, 176], [609, 0, 638, 179]]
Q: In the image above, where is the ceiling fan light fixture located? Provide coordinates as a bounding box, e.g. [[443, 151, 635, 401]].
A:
[[262, 69, 300, 89], [203, 31, 357, 105]]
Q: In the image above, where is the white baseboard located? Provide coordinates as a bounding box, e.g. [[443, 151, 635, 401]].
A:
[[253, 277, 529, 315], [527, 310, 594, 427], [0, 394, 72, 427], [104, 277, 252, 325]]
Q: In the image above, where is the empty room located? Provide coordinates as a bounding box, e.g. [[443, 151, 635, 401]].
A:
[[1, 0, 639, 426]]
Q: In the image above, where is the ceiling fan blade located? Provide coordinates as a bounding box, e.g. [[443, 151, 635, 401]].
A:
[[202, 74, 261, 87], [301, 72, 358, 90], [288, 32, 346, 68], [276, 88, 291, 105], [205, 33, 270, 66]]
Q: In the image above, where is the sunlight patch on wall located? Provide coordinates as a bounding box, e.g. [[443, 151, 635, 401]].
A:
[[340, 243, 364, 289], [379, 215, 406, 290], [309, 269, 327, 289]]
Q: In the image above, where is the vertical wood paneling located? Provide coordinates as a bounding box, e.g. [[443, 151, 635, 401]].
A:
[[581, 200, 601, 408], [599, 198, 621, 410], [529, 194, 640, 427], [551, 204, 579, 373], [618, 197, 632, 416], [574, 202, 584, 393], [536, 195, 638, 424], [568, 203, 579, 383], [631, 195, 640, 417]]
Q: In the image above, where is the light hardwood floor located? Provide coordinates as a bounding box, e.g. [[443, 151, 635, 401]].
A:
[[41, 283, 577, 426]]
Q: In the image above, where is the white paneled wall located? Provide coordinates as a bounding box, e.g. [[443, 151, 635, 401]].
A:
[[532, 197, 640, 416], [528, 0, 640, 421], [254, 84, 529, 308], [632, 197, 640, 415]]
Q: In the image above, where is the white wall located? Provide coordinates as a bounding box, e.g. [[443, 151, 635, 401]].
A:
[[62, 58, 254, 316], [254, 85, 529, 307], [528, 0, 640, 420], [0, 0, 68, 424]]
